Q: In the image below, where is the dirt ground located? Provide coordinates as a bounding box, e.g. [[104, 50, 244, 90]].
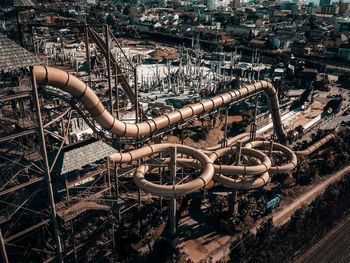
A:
[[163, 115, 242, 148], [296, 214, 350, 263]]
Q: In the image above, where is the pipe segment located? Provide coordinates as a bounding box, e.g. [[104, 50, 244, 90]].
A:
[[33, 67, 339, 194], [33, 66, 287, 142], [214, 171, 270, 190], [208, 147, 272, 189], [245, 141, 298, 174], [209, 147, 272, 176], [295, 134, 335, 156], [128, 144, 214, 197]]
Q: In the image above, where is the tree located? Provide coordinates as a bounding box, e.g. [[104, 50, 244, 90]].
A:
[[106, 14, 116, 27], [123, 4, 135, 16], [123, 4, 138, 23]]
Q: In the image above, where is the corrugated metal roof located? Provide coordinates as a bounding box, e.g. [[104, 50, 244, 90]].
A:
[[50, 138, 118, 175], [0, 33, 42, 70], [3, 0, 35, 7]]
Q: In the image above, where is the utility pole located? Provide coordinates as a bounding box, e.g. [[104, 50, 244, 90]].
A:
[[233, 140, 242, 215], [268, 140, 274, 158], [105, 24, 113, 117], [115, 67, 119, 119], [134, 68, 139, 123], [223, 108, 229, 147], [0, 229, 9, 263], [31, 67, 64, 263], [250, 94, 259, 141], [169, 146, 177, 236], [84, 26, 92, 89]]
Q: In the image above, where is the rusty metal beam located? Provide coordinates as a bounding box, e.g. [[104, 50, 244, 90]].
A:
[[4, 219, 50, 243], [0, 177, 44, 197], [43, 129, 65, 141], [0, 230, 8, 263], [0, 92, 31, 103], [31, 67, 64, 262], [49, 111, 72, 173], [0, 129, 36, 143], [43, 107, 71, 128]]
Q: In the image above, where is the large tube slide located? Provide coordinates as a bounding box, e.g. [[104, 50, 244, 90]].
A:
[[295, 134, 335, 156], [135, 147, 273, 190], [110, 144, 214, 197], [209, 147, 272, 189], [109, 134, 333, 193], [33, 66, 287, 142], [33, 66, 336, 195], [245, 141, 298, 174]]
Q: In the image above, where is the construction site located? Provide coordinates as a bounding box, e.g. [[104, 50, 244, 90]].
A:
[[1, 4, 350, 263]]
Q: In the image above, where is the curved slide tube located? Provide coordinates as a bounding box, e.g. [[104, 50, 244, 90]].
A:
[[209, 147, 271, 177], [209, 147, 272, 189], [152, 147, 272, 189], [245, 141, 298, 174], [295, 134, 335, 156], [109, 134, 335, 194], [33, 66, 287, 142], [110, 144, 214, 197]]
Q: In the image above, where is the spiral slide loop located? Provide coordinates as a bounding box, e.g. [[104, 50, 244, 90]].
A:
[[32, 66, 336, 195], [111, 144, 214, 197], [209, 147, 272, 189], [245, 141, 298, 174]]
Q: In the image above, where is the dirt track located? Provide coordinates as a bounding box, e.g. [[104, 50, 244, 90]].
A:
[[298, 215, 350, 263], [273, 165, 350, 227]]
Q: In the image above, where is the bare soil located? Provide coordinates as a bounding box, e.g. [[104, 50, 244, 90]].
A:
[[296, 214, 350, 263]]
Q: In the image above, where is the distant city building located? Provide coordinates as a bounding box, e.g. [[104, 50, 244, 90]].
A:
[[292, 0, 305, 5], [160, 0, 167, 7], [231, 0, 240, 9], [281, 1, 299, 13], [317, 4, 339, 15], [205, 0, 230, 10], [319, 0, 331, 6], [306, 3, 317, 14], [338, 0, 350, 15], [206, 0, 216, 10], [336, 19, 350, 32]]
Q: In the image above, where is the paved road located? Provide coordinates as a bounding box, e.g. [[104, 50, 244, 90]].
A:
[[300, 215, 350, 263]]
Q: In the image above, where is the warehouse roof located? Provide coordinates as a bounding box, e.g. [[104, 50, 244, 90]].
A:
[[0, 33, 42, 71], [2, 0, 35, 7], [50, 138, 118, 175]]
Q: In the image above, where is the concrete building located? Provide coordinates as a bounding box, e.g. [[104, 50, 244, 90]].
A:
[[281, 2, 299, 13], [319, 0, 331, 6], [206, 0, 216, 10], [336, 19, 350, 32], [306, 3, 317, 14], [292, 0, 305, 5], [339, 1, 350, 15], [338, 43, 350, 60], [231, 0, 240, 9], [205, 0, 231, 10], [317, 4, 339, 15]]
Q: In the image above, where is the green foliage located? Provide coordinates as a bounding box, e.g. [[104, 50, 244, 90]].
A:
[[106, 14, 116, 27]]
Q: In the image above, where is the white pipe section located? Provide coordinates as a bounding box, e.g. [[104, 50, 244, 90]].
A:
[[295, 134, 335, 156], [245, 141, 298, 174], [124, 144, 214, 197], [32, 66, 336, 193], [209, 147, 272, 189], [33, 66, 288, 142]]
